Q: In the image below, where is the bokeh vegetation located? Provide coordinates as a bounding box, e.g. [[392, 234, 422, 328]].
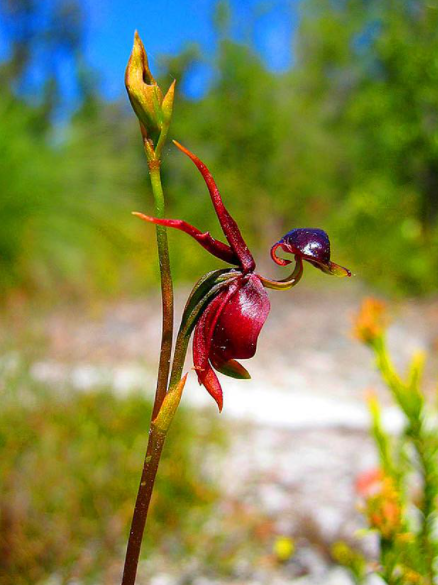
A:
[[0, 355, 228, 584], [334, 299, 438, 584], [1, 0, 437, 301]]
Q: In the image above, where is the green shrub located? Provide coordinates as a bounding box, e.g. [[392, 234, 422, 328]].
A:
[[335, 299, 438, 584]]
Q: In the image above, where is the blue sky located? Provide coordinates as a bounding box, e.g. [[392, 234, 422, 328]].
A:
[[0, 0, 299, 104], [82, 0, 298, 100]]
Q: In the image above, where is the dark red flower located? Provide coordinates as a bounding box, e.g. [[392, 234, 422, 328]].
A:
[[192, 274, 270, 410], [135, 142, 350, 411]]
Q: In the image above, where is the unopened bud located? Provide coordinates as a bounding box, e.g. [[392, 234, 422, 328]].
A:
[[125, 31, 163, 136]]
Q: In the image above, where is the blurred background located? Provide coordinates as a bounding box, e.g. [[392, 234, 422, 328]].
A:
[[1, 0, 438, 584]]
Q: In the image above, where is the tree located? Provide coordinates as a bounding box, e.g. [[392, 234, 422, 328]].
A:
[[290, 0, 438, 293]]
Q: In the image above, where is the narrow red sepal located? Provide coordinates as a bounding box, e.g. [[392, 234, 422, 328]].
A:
[[133, 212, 239, 265], [193, 291, 227, 411], [173, 141, 255, 273]]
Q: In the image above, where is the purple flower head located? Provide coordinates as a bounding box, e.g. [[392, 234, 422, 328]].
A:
[[271, 228, 351, 277]]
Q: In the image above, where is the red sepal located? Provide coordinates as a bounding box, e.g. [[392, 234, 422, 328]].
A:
[[133, 212, 239, 265], [173, 141, 255, 273]]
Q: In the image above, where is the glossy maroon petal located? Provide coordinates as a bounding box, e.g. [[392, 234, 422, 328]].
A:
[[193, 278, 245, 410], [193, 294, 225, 412], [173, 141, 255, 273], [193, 281, 240, 411], [211, 274, 270, 363], [133, 212, 239, 265]]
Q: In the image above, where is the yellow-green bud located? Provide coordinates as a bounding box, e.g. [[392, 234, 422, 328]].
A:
[[152, 374, 187, 433], [125, 31, 163, 136]]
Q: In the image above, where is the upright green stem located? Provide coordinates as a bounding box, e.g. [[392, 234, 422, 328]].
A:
[[149, 161, 174, 419], [121, 327, 190, 585], [380, 537, 397, 585], [121, 427, 166, 585], [373, 338, 435, 583], [121, 153, 174, 585], [123, 33, 178, 585]]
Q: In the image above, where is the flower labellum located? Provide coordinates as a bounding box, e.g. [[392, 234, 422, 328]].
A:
[[271, 228, 351, 277]]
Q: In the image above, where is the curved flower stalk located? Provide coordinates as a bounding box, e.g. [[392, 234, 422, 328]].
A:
[[134, 141, 351, 411]]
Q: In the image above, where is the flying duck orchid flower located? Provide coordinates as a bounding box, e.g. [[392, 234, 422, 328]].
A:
[[270, 228, 351, 277], [134, 141, 350, 411]]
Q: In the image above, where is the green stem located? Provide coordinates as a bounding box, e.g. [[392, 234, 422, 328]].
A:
[[380, 537, 397, 585], [373, 339, 435, 583], [121, 326, 190, 585], [373, 338, 403, 404], [121, 150, 174, 585], [149, 162, 174, 419], [121, 427, 166, 585], [413, 429, 435, 583]]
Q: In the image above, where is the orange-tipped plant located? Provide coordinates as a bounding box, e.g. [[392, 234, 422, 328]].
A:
[[336, 299, 438, 585]]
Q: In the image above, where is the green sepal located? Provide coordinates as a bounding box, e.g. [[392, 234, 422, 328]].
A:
[[179, 268, 238, 338], [152, 374, 187, 433], [212, 358, 251, 380], [161, 81, 176, 126]]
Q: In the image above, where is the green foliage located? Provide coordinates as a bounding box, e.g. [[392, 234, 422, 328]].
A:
[[157, 0, 438, 296], [2, 0, 438, 298], [0, 90, 157, 298], [292, 0, 438, 294], [341, 299, 438, 584], [0, 361, 225, 584]]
